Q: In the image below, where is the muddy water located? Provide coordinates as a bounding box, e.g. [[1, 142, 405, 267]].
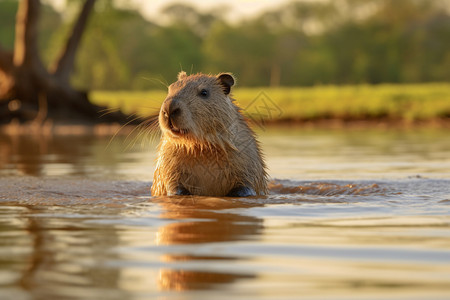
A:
[[1, 128, 450, 300]]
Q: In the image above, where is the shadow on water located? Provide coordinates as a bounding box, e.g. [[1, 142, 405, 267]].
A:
[[0, 133, 105, 177], [0, 205, 128, 299], [0, 132, 156, 179]]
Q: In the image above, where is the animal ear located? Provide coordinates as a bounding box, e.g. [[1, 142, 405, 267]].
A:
[[177, 71, 187, 81], [217, 73, 235, 95]]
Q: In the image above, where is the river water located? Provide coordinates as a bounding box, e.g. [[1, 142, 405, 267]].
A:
[[0, 127, 449, 300]]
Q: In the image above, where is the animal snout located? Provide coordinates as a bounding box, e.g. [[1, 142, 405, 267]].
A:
[[162, 98, 183, 130], [162, 98, 180, 117]]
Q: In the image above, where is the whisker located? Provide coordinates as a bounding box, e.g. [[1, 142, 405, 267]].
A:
[[141, 76, 169, 88], [98, 107, 121, 118], [104, 114, 144, 151], [138, 116, 160, 148], [136, 119, 160, 150], [123, 118, 150, 150], [124, 122, 148, 151], [124, 115, 160, 151]]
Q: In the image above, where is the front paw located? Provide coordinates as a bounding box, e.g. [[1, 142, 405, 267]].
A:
[[227, 186, 256, 197], [168, 186, 191, 196]]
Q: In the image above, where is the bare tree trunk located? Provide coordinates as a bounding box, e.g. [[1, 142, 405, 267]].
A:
[[12, 0, 50, 104], [0, 45, 13, 72], [14, 0, 45, 73], [0, 46, 14, 97], [51, 0, 96, 85], [0, 0, 136, 125]]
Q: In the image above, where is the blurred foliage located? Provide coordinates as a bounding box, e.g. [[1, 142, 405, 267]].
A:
[[92, 83, 450, 122], [0, 0, 449, 89]]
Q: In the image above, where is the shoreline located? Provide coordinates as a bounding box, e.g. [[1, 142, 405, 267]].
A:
[[256, 117, 450, 130], [0, 119, 137, 136], [1, 117, 449, 135]]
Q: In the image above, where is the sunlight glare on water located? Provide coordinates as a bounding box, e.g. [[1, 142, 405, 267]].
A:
[[0, 127, 450, 300]]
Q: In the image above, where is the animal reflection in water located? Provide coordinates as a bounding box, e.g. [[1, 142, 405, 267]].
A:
[[153, 196, 261, 291]]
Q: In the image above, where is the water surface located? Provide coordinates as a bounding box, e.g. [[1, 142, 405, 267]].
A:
[[1, 127, 450, 300]]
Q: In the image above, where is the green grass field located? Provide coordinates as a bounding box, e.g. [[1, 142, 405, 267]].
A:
[[91, 83, 450, 123]]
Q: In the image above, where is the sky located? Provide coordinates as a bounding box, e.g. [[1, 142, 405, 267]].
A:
[[129, 0, 292, 22], [45, 0, 295, 23]]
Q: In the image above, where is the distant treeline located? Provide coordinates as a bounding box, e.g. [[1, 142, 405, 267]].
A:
[[1, 0, 449, 89]]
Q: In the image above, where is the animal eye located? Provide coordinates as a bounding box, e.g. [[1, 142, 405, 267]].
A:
[[199, 89, 209, 98]]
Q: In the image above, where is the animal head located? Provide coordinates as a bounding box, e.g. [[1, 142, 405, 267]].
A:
[[159, 72, 238, 148]]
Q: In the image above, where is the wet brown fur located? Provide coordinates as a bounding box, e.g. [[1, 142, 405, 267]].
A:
[[151, 72, 268, 196]]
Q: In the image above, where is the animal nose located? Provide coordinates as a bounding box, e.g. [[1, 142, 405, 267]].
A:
[[162, 98, 181, 121], [170, 107, 181, 118]]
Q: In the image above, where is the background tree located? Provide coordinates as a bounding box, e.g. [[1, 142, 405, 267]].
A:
[[2, 0, 448, 92], [0, 0, 130, 124]]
